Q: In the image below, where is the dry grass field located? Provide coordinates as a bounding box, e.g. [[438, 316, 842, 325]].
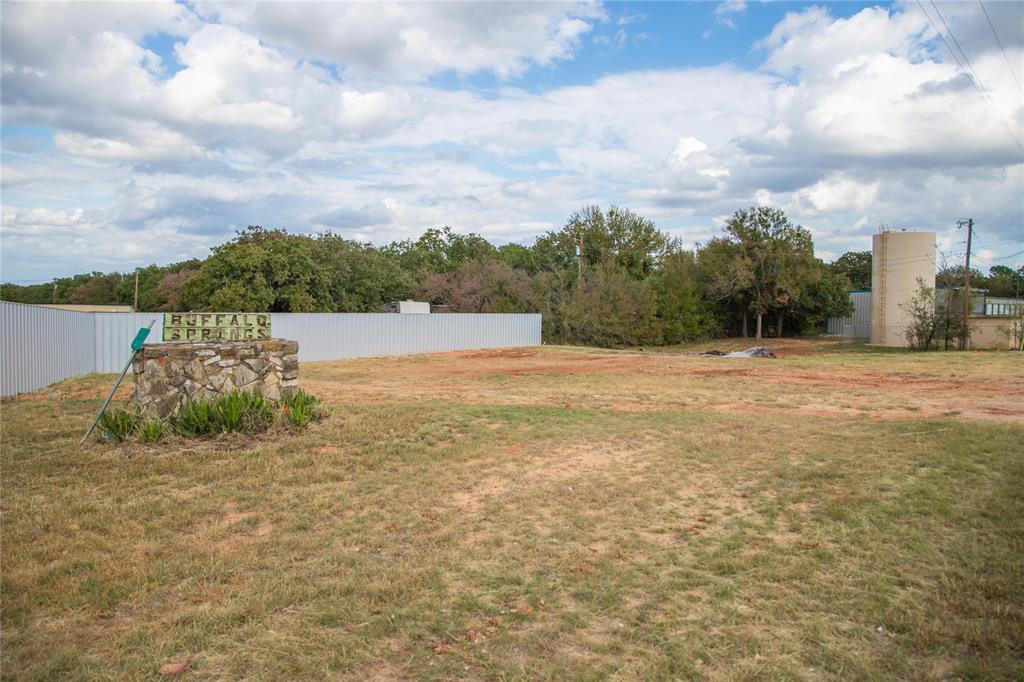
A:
[[2, 340, 1022, 680]]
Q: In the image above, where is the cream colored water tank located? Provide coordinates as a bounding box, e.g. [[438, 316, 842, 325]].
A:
[[871, 231, 936, 346]]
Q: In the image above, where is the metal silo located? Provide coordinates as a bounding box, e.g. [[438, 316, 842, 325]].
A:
[[870, 230, 936, 346]]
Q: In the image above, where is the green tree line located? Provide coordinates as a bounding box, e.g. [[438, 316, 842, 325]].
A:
[[8, 205, 1016, 346]]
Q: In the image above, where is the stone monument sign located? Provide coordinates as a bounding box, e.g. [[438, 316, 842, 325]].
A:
[[163, 312, 272, 342], [131, 311, 297, 418]]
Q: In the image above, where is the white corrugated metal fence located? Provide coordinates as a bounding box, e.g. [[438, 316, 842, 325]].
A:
[[0, 301, 541, 397], [0, 303, 97, 397], [825, 290, 872, 341]]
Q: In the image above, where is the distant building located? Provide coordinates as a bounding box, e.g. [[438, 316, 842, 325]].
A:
[[828, 289, 1023, 349], [383, 300, 430, 314], [825, 228, 1022, 349], [824, 290, 871, 340], [37, 304, 134, 313]]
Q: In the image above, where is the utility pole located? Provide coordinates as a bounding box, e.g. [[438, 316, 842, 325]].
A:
[[577, 233, 584, 280], [51, 282, 56, 304], [133, 270, 139, 312], [958, 219, 973, 350]]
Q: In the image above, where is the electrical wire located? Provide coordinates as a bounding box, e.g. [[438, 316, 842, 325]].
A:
[[917, 0, 1024, 153], [979, 247, 1024, 262], [978, 0, 1024, 97], [929, 0, 1024, 151], [974, 193, 1024, 224]]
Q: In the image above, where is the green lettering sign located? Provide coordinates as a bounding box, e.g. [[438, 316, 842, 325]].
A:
[[162, 313, 272, 342]]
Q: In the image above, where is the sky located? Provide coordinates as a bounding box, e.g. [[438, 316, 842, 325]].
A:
[[1, 0, 1022, 283]]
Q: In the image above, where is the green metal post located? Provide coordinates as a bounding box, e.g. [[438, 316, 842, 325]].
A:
[[79, 321, 154, 446]]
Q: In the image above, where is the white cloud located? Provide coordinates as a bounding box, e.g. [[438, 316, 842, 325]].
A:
[[2, 2, 1023, 280], [714, 0, 747, 29], [671, 137, 710, 165], [792, 174, 880, 214], [0, 1, 196, 71], [193, 1, 603, 81], [54, 124, 204, 164]]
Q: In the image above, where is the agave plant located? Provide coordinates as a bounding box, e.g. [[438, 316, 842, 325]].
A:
[[97, 408, 141, 442], [171, 400, 217, 437], [137, 419, 167, 443], [281, 389, 326, 429]]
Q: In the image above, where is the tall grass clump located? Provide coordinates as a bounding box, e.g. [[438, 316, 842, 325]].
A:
[[171, 400, 218, 438], [282, 389, 327, 429], [137, 419, 167, 443], [213, 392, 245, 432], [97, 408, 141, 442], [100, 389, 325, 444], [213, 392, 275, 433]]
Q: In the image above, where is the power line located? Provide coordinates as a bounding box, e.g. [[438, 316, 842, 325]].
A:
[[929, 0, 1024, 152], [976, 247, 1024, 262], [970, 216, 1024, 255], [917, 0, 1024, 153], [982, 213, 1024, 241], [917, 0, 966, 69], [978, 0, 1024, 97], [974, 193, 1023, 224]]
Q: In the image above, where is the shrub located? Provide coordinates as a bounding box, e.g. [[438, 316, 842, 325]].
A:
[[137, 419, 167, 443], [172, 400, 218, 437], [213, 392, 274, 433], [241, 394, 276, 432], [98, 408, 140, 442], [213, 392, 246, 432], [281, 389, 326, 429], [901, 278, 946, 351], [122, 390, 325, 443]]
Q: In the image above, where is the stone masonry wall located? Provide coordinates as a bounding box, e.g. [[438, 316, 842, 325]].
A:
[[132, 339, 299, 418]]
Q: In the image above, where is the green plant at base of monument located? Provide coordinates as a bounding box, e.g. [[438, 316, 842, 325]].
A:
[[137, 419, 167, 443], [171, 400, 218, 437], [213, 393, 245, 432], [282, 389, 327, 429], [213, 392, 275, 433], [97, 408, 141, 442], [96, 391, 325, 444]]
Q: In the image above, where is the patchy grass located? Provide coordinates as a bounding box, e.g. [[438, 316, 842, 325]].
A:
[[2, 341, 1022, 680]]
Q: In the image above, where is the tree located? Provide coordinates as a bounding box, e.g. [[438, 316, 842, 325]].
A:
[[699, 236, 752, 337], [1, 205, 873, 348], [180, 227, 333, 312], [385, 227, 495, 275], [830, 251, 872, 289], [495, 243, 538, 273], [719, 207, 820, 339], [315, 234, 413, 311], [416, 258, 533, 313], [535, 205, 669, 283], [154, 267, 196, 311], [901, 278, 940, 350], [650, 248, 711, 343], [986, 265, 1024, 298], [561, 262, 660, 347], [69, 272, 131, 306], [781, 265, 854, 335], [935, 264, 988, 291]]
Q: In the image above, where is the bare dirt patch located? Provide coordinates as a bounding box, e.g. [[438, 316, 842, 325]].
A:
[[305, 344, 1024, 422]]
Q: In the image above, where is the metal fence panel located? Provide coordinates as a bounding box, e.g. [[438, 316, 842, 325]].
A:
[[94, 312, 164, 372], [0, 302, 96, 396], [825, 291, 872, 340], [2, 306, 542, 396], [271, 313, 542, 361]]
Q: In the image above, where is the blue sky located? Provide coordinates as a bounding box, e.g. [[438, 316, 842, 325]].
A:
[[2, 0, 1022, 282]]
